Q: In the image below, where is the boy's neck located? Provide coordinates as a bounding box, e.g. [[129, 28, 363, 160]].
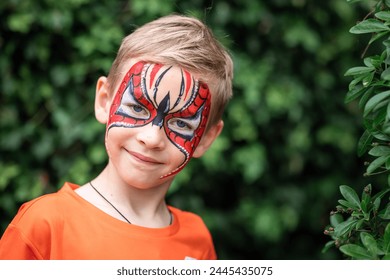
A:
[[78, 164, 174, 228]]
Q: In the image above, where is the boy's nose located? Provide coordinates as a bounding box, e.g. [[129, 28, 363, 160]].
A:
[[136, 123, 166, 149]]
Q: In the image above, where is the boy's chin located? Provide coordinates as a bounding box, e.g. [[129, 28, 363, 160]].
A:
[[122, 175, 175, 190]]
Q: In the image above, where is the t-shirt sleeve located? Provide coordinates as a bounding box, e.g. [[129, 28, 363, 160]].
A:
[[0, 195, 60, 260], [203, 244, 217, 260], [179, 209, 218, 260], [0, 224, 41, 260], [201, 228, 217, 260]]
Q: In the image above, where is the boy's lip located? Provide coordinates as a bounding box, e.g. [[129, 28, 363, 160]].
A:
[[127, 150, 162, 164]]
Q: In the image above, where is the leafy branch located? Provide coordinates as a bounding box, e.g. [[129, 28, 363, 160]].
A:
[[324, 0, 390, 259]]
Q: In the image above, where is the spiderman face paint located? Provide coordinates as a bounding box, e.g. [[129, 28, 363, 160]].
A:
[[107, 61, 211, 178]]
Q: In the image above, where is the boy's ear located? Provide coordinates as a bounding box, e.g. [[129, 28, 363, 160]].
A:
[[95, 76, 111, 124], [193, 120, 224, 158]]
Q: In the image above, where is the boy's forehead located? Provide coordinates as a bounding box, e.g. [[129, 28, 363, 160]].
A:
[[143, 64, 194, 105], [118, 60, 208, 108]]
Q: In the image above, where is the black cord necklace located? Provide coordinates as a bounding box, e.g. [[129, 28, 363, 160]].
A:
[[88, 181, 172, 225]]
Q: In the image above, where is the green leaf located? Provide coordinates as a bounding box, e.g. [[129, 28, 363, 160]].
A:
[[379, 203, 390, 219], [368, 53, 386, 67], [330, 213, 344, 227], [382, 67, 390, 80], [351, 212, 364, 219], [363, 57, 375, 67], [384, 38, 390, 49], [362, 72, 375, 86], [350, 19, 390, 34], [369, 30, 390, 45], [387, 102, 390, 121], [384, 125, 390, 137], [344, 66, 375, 76], [372, 131, 390, 142], [355, 219, 365, 230], [340, 185, 361, 209], [366, 155, 389, 174], [364, 90, 390, 117], [338, 199, 357, 209], [360, 232, 379, 256], [368, 146, 390, 156], [383, 223, 390, 253], [345, 86, 367, 103], [357, 130, 374, 157], [373, 196, 382, 212], [340, 244, 375, 259], [375, 11, 390, 21], [322, 241, 335, 254], [348, 75, 365, 91], [372, 188, 390, 210], [333, 219, 358, 237], [359, 87, 375, 110]]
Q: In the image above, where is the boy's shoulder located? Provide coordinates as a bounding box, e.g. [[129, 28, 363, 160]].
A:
[[11, 182, 76, 225]]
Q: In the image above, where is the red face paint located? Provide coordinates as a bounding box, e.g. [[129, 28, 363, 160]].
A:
[[107, 61, 211, 178]]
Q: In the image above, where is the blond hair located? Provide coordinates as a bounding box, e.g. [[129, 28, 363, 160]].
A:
[[107, 14, 233, 129]]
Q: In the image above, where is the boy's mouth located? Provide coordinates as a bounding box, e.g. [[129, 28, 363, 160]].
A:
[[127, 150, 162, 165]]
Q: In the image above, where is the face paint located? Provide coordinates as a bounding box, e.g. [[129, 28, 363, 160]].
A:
[[107, 61, 211, 178]]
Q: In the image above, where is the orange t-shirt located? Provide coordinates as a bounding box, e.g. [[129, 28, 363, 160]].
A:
[[0, 182, 216, 260]]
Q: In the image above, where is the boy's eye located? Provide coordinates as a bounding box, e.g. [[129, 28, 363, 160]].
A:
[[127, 104, 149, 118], [130, 105, 144, 113], [118, 103, 150, 120], [168, 119, 193, 131], [167, 118, 200, 140], [131, 105, 146, 114], [176, 120, 190, 129], [115, 82, 151, 120]]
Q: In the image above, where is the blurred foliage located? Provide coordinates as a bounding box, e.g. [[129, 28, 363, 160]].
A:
[[324, 0, 390, 259], [0, 0, 378, 259]]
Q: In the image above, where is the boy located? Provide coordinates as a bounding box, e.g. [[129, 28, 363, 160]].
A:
[[0, 14, 233, 259]]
